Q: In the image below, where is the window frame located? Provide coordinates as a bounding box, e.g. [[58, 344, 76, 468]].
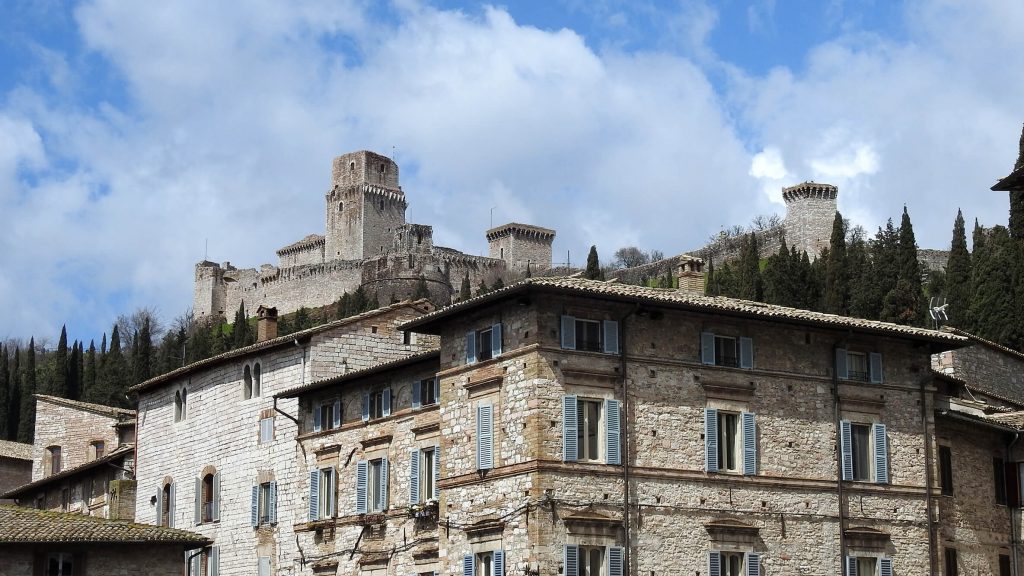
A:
[[201, 473, 216, 523], [700, 332, 753, 369], [413, 377, 439, 408], [44, 552, 75, 576], [367, 458, 387, 513], [259, 416, 274, 444], [717, 411, 741, 473], [466, 323, 503, 364], [46, 446, 62, 476], [944, 548, 958, 576], [420, 447, 436, 503], [175, 387, 188, 422], [160, 482, 173, 527], [840, 420, 888, 484], [312, 398, 341, 432], [836, 348, 883, 383], [561, 316, 619, 355], [704, 409, 757, 475], [577, 398, 604, 463], [939, 445, 953, 496], [318, 467, 336, 520]]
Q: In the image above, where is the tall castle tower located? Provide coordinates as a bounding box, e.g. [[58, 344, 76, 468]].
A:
[[782, 182, 838, 259], [325, 151, 407, 261]]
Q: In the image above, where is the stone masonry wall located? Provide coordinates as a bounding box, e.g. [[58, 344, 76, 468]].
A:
[[0, 457, 31, 494], [32, 399, 125, 481], [0, 544, 195, 576], [16, 454, 132, 519], [933, 341, 1024, 404]]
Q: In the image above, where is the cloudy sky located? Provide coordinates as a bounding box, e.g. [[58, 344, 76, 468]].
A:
[[1, 0, 1021, 345]]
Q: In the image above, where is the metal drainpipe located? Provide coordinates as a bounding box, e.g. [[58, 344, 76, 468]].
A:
[[919, 375, 936, 576], [833, 341, 848, 572], [1009, 432, 1021, 576], [620, 304, 639, 576]]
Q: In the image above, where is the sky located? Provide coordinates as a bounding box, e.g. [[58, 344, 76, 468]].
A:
[[1, 0, 1022, 346]]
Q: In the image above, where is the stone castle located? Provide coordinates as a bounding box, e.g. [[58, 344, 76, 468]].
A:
[[194, 150, 556, 319]]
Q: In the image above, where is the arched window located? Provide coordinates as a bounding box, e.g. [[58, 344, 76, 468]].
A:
[[253, 363, 261, 397], [200, 471, 219, 523], [243, 365, 253, 400], [349, 161, 355, 171], [174, 389, 187, 422], [338, 201, 343, 212], [160, 482, 172, 527]]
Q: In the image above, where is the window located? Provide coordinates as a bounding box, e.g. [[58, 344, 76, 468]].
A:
[[565, 546, 622, 576], [175, 388, 187, 422], [466, 323, 502, 363], [840, 421, 888, 483], [463, 550, 505, 576], [356, 458, 389, 513], [259, 416, 274, 444], [45, 553, 75, 576], [313, 399, 341, 432], [413, 377, 439, 408], [1000, 554, 1011, 576], [308, 467, 336, 521], [844, 556, 892, 576], [60, 488, 69, 511], [89, 440, 105, 461], [46, 446, 62, 476], [195, 471, 220, 524], [250, 481, 277, 526], [410, 446, 440, 504], [189, 547, 220, 576], [561, 316, 619, 354], [704, 409, 756, 475], [944, 548, 959, 576], [700, 332, 753, 368], [158, 482, 174, 527], [995, 457, 1008, 505], [362, 389, 392, 421], [708, 551, 758, 576], [202, 474, 215, 523], [244, 365, 253, 399], [564, 396, 621, 465], [939, 445, 953, 496], [836, 349, 883, 383]]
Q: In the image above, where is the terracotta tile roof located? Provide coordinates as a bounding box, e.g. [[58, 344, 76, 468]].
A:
[[2, 445, 135, 499], [985, 411, 1024, 430], [931, 369, 1024, 411], [0, 440, 32, 461], [992, 166, 1024, 191], [130, 299, 434, 393], [35, 395, 136, 420], [402, 277, 969, 347], [941, 327, 1024, 362], [275, 349, 440, 399], [939, 408, 1024, 432], [0, 504, 210, 546]]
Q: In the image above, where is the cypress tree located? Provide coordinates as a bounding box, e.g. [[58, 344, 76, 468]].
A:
[[737, 233, 763, 301], [972, 219, 986, 254], [352, 287, 369, 314], [84, 341, 97, 400], [705, 259, 719, 296], [0, 346, 8, 440], [135, 318, 153, 385], [945, 210, 973, 330], [970, 226, 1017, 347], [231, 303, 251, 349], [808, 249, 827, 311], [7, 348, 19, 441], [847, 235, 874, 319], [476, 279, 489, 296], [883, 206, 923, 325], [68, 341, 82, 400], [824, 213, 848, 315], [762, 239, 792, 306], [584, 246, 604, 280], [1009, 124, 1024, 240], [716, 261, 737, 298], [459, 273, 472, 301], [17, 340, 37, 443], [96, 325, 129, 407], [51, 325, 69, 397], [492, 277, 505, 290], [368, 292, 380, 310], [412, 275, 430, 300]]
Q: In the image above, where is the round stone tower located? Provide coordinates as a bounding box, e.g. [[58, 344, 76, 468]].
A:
[[325, 151, 407, 261], [781, 182, 838, 260]]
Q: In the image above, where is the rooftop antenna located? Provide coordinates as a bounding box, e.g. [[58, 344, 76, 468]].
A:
[[929, 296, 949, 330]]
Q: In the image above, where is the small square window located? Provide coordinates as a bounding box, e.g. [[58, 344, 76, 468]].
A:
[[477, 327, 494, 361], [369, 390, 386, 420], [259, 417, 274, 444], [847, 352, 869, 382], [574, 319, 602, 353], [418, 378, 438, 407], [714, 336, 738, 368]]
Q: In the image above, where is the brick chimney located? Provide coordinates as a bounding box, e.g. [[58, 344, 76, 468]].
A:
[[676, 255, 706, 295], [256, 306, 278, 342]]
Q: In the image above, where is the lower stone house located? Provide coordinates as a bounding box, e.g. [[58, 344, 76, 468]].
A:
[[0, 503, 210, 576], [0, 440, 32, 495]]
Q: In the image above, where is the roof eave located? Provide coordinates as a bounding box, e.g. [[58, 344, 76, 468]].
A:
[[275, 350, 441, 399]]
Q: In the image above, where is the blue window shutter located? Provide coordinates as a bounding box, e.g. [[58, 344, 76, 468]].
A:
[[840, 421, 854, 481], [873, 423, 888, 484], [701, 332, 716, 365], [169, 483, 176, 527], [356, 460, 368, 514], [433, 378, 440, 402], [210, 546, 220, 576], [836, 348, 848, 380], [194, 478, 201, 524], [326, 468, 336, 516], [213, 473, 221, 522], [466, 331, 477, 364], [155, 486, 163, 526], [383, 388, 392, 417], [258, 557, 271, 576], [269, 481, 277, 524], [746, 552, 760, 576], [564, 545, 579, 576], [742, 411, 757, 476], [562, 395, 578, 462], [409, 449, 420, 505], [433, 445, 440, 500], [412, 380, 422, 409], [869, 352, 883, 383], [380, 457, 389, 509], [708, 551, 721, 576], [561, 315, 576, 349], [705, 408, 719, 472], [846, 556, 858, 576], [603, 320, 619, 354], [313, 402, 322, 432], [606, 399, 621, 465], [491, 323, 502, 358], [739, 337, 754, 369], [463, 555, 475, 576], [250, 485, 259, 527], [493, 549, 504, 576], [333, 399, 341, 428], [477, 404, 493, 470], [879, 557, 892, 576], [361, 393, 370, 422], [308, 470, 319, 521], [608, 546, 624, 576]]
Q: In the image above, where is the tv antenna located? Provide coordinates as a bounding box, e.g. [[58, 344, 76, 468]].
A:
[[928, 297, 948, 330]]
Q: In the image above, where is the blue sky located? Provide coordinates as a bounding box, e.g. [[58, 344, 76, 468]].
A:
[[0, 0, 1021, 347]]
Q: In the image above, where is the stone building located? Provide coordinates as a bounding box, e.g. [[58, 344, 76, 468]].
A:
[[129, 300, 439, 576], [0, 440, 32, 495], [193, 150, 556, 320]]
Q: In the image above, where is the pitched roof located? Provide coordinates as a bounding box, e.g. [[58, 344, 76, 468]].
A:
[[35, 395, 136, 420], [130, 300, 434, 393], [2, 445, 135, 499], [401, 277, 969, 347], [931, 369, 1024, 411], [986, 411, 1024, 429], [0, 440, 32, 461], [991, 166, 1024, 191], [0, 504, 210, 547], [275, 350, 440, 398], [941, 326, 1024, 362]]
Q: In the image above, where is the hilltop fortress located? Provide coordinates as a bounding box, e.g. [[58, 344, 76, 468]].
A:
[[194, 151, 555, 319]]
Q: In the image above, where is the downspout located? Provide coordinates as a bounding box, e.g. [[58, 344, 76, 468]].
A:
[[919, 375, 936, 576], [620, 304, 639, 576], [186, 549, 203, 576], [833, 339, 848, 572], [1009, 432, 1021, 576]]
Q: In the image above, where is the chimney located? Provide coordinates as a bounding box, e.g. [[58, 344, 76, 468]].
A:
[[256, 306, 278, 341], [676, 255, 706, 295]]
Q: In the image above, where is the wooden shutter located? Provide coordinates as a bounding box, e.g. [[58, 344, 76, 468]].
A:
[[561, 315, 576, 349], [491, 323, 502, 358], [433, 445, 440, 500], [194, 477, 201, 524], [269, 481, 277, 524], [606, 399, 621, 465], [493, 550, 505, 576], [701, 332, 716, 365], [840, 421, 853, 481], [380, 457, 389, 509], [463, 555, 475, 576], [869, 352, 883, 383], [155, 486, 163, 526], [708, 551, 721, 576], [845, 556, 858, 576], [603, 320, 619, 354], [564, 545, 579, 576], [477, 404, 494, 470], [466, 331, 477, 363], [209, 546, 219, 576], [879, 558, 892, 576], [313, 402, 322, 432], [739, 337, 753, 369], [835, 348, 848, 380], [212, 472, 221, 521], [333, 399, 341, 428], [361, 392, 370, 422], [705, 408, 718, 472], [409, 449, 420, 505], [607, 546, 624, 576], [742, 412, 757, 475], [169, 482, 175, 527], [308, 470, 319, 521], [746, 552, 760, 576], [562, 395, 578, 462], [873, 423, 888, 484], [250, 485, 259, 527], [412, 380, 422, 409], [356, 460, 368, 514], [383, 388, 392, 417]]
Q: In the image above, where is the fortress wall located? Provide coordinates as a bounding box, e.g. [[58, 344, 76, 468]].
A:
[[689, 225, 787, 266], [221, 262, 364, 318], [277, 243, 324, 268]]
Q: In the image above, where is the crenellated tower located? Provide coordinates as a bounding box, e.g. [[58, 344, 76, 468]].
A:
[[782, 182, 838, 259], [325, 151, 407, 261]]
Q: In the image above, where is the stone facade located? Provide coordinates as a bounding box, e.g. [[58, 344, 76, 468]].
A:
[[933, 329, 1024, 403], [30, 396, 134, 481], [0, 544, 190, 576], [0, 441, 32, 495], [194, 151, 555, 319]]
